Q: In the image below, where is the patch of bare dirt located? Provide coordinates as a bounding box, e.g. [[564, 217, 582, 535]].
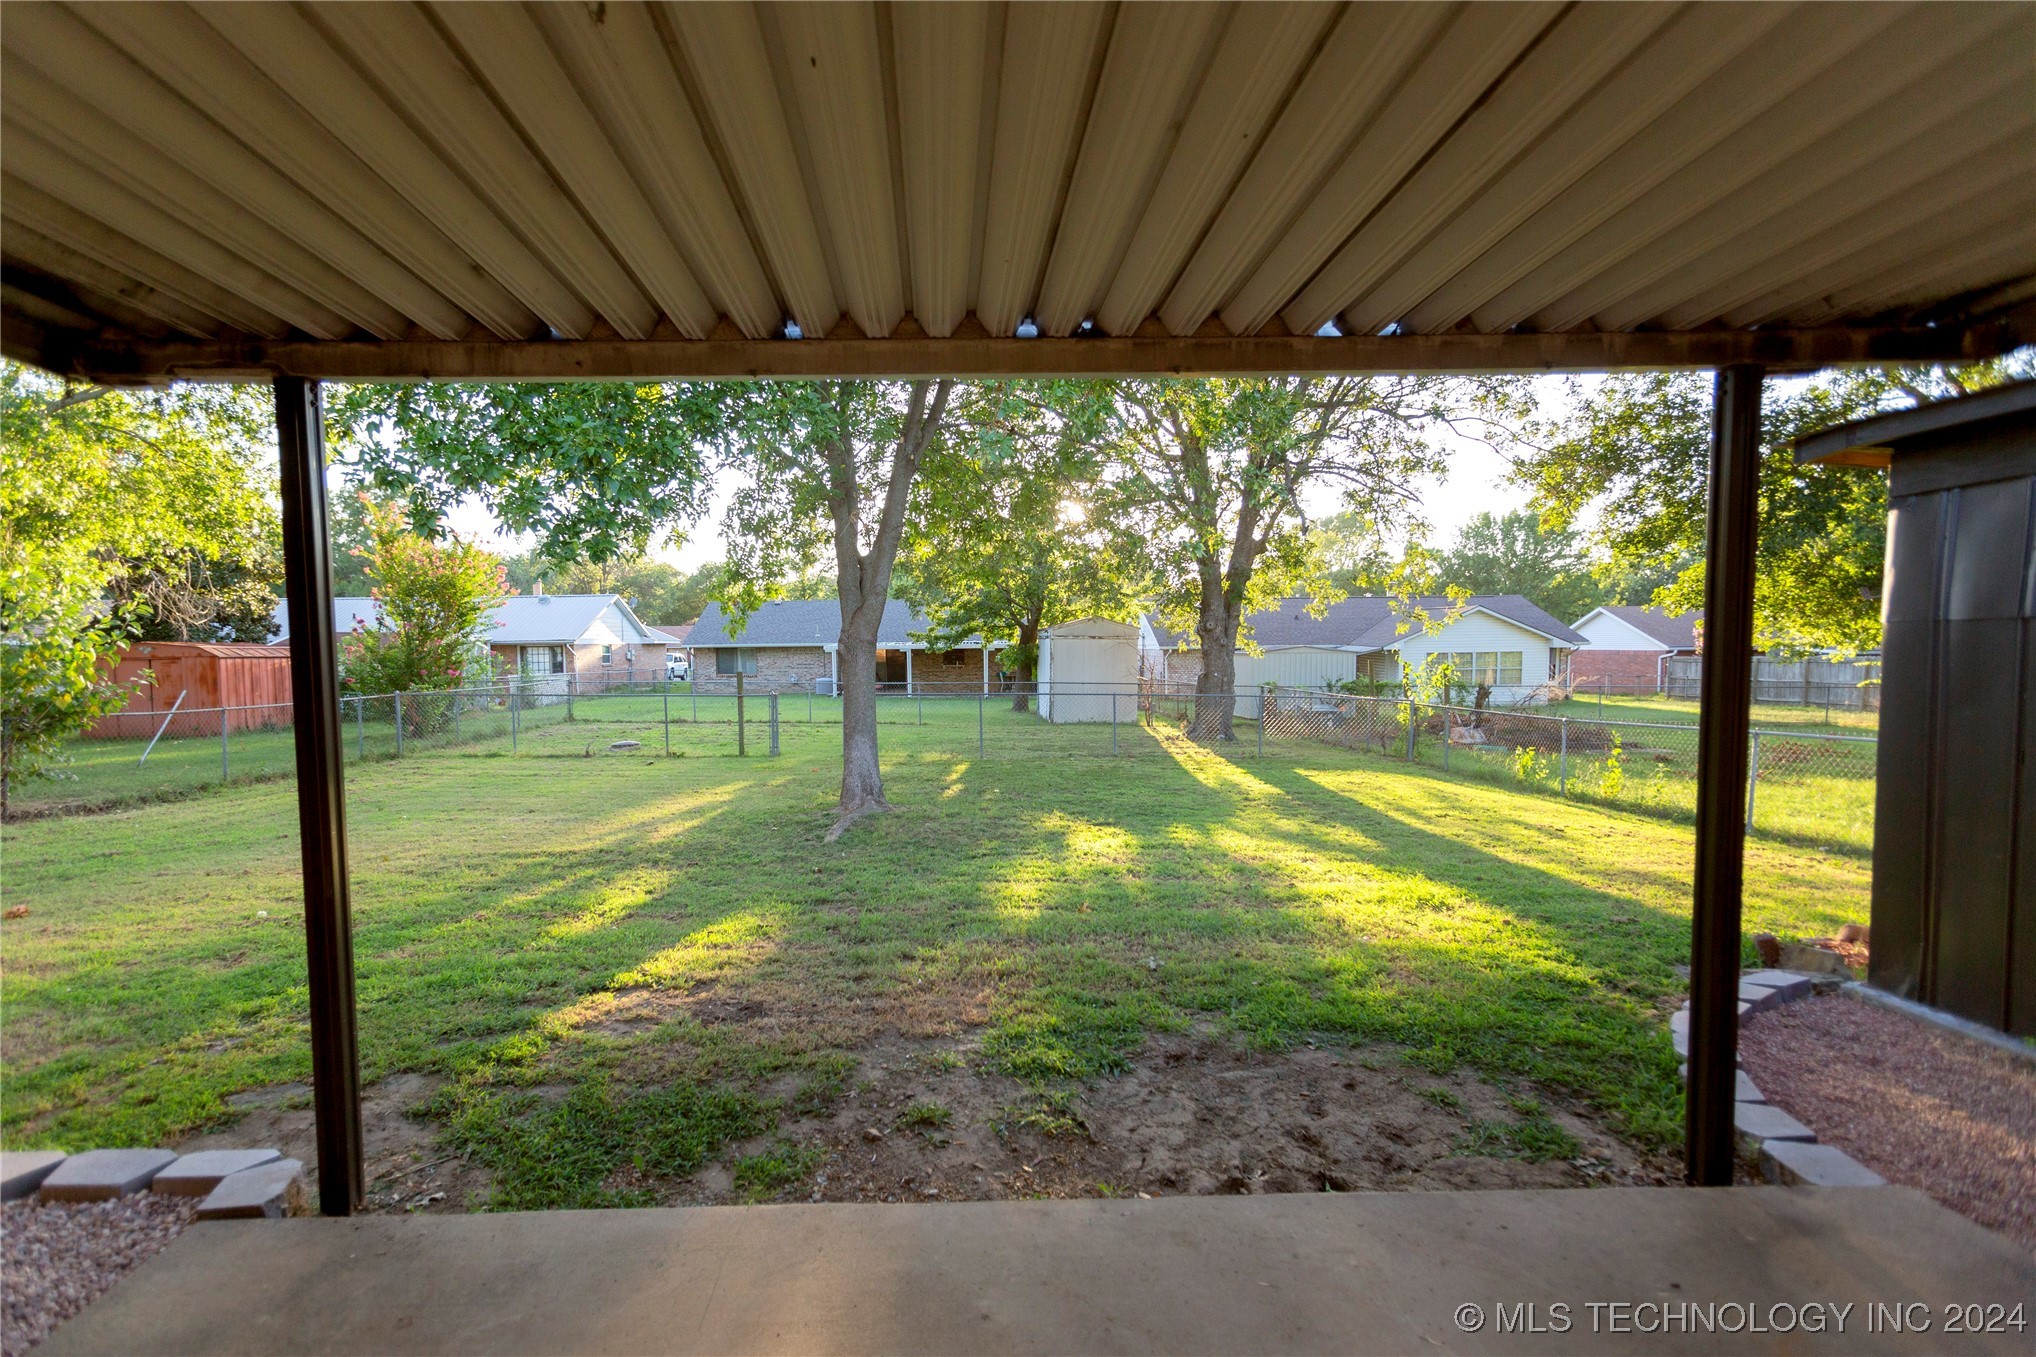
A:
[[676, 1031, 1671, 1206], [171, 1072, 488, 1215], [1739, 994, 2036, 1250]]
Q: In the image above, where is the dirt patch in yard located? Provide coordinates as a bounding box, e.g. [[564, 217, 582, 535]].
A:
[[678, 1030, 1671, 1206], [1739, 994, 2036, 1250], [172, 1072, 489, 1215]]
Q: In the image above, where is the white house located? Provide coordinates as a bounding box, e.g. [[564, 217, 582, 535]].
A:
[[1142, 596, 1587, 712]]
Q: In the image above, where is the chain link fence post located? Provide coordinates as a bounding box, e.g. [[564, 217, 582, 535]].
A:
[[1111, 692, 1119, 755], [1559, 718, 1569, 794], [221, 705, 231, 783], [1443, 707, 1450, 772], [769, 692, 780, 756], [394, 691, 404, 757], [1746, 731, 1761, 830], [511, 688, 519, 753], [453, 691, 461, 744], [1257, 693, 1264, 757], [663, 688, 671, 756], [736, 672, 746, 756], [979, 692, 985, 756], [1405, 701, 1416, 762]]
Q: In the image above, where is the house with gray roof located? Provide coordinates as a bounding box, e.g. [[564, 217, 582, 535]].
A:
[[1140, 596, 1588, 706], [1569, 605, 1704, 692], [280, 590, 667, 689], [687, 600, 998, 694]]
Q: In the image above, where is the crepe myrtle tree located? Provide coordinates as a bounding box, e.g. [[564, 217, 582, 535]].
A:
[[717, 380, 955, 831], [899, 381, 1140, 711], [1105, 376, 1523, 741]]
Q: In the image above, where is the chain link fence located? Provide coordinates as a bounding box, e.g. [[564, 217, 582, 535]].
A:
[[21, 675, 1876, 853]]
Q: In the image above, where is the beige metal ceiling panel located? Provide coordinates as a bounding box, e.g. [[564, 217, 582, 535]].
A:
[[81, 3, 535, 341], [1284, 1, 1679, 337], [1722, 184, 2036, 331], [1, 6, 467, 341], [1532, 56, 2029, 336], [1095, 3, 1335, 337], [1614, 124, 2036, 332], [1, 220, 222, 338], [975, 2, 1113, 337], [1216, 2, 1558, 337], [1490, 5, 2009, 334], [190, 2, 589, 338], [1338, 3, 1791, 337], [433, 4, 718, 339], [768, 3, 905, 339], [1, 66, 418, 342], [1, 178, 290, 338], [1409, 1, 1920, 335], [2, 139, 355, 339], [1033, 2, 1227, 336], [1156, 2, 1455, 336], [1809, 226, 2036, 325], [660, 1, 839, 337], [310, 2, 656, 339], [534, 1, 782, 339], [892, 3, 990, 338]]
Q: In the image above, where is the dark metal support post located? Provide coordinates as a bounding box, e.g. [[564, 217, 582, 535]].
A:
[[1687, 363, 1763, 1186], [274, 376, 365, 1216]]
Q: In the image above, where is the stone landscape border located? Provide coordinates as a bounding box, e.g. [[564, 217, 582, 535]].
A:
[[1672, 969, 1891, 1188], [0, 1146, 304, 1217]]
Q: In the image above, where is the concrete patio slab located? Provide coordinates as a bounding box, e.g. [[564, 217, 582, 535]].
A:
[[40, 1187, 2035, 1355]]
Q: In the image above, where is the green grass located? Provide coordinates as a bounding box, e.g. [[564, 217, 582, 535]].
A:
[[1, 713, 1871, 1206], [1538, 691, 1878, 735]]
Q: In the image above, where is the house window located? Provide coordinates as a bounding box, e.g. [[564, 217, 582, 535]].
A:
[[715, 648, 758, 676], [600, 644, 614, 667], [524, 645, 564, 677], [1440, 651, 1523, 686]]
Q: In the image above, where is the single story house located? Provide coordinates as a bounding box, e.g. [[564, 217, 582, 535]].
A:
[[687, 600, 997, 694], [1568, 605, 1702, 692], [277, 591, 666, 689], [1141, 596, 1586, 710]]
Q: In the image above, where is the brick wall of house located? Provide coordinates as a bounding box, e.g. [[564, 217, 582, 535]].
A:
[[1569, 648, 1669, 691], [908, 647, 992, 692], [693, 646, 832, 693]]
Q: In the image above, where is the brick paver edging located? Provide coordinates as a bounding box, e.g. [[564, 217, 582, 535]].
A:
[[1, 1146, 304, 1217]]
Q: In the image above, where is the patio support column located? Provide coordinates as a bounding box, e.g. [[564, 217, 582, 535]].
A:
[[1687, 363, 1763, 1186], [982, 645, 990, 695], [274, 376, 365, 1216]]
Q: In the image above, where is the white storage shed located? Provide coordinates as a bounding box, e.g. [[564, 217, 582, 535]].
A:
[[1038, 618, 1141, 724]]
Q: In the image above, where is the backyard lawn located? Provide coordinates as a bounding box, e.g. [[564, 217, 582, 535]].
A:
[[1, 715, 1870, 1209]]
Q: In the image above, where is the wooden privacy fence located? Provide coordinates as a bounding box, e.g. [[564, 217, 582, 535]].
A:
[[1662, 654, 1880, 708]]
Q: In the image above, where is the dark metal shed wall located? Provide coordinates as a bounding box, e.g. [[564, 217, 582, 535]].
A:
[[1870, 415, 2036, 1034]]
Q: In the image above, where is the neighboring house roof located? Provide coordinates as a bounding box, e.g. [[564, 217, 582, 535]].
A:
[[689, 599, 984, 649], [653, 624, 693, 645], [281, 594, 661, 647], [1575, 605, 1701, 650], [1144, 597, 1587, 651]]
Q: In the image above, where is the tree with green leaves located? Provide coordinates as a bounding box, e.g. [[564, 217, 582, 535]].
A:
[[1104, 376, 1522, 740], [717, 380, 956, 828], [1435, 509, 1604, 625], [336, 378, 958, 831], [0, 364, 279, 811], [901, 382, 1138, 710], [501, 552, 720, 626], [1516, 359, 2033, 653], [337, 498, 507, 698]]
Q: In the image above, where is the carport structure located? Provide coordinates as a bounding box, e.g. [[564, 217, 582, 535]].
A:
[[5, 0, 2034, 1335]]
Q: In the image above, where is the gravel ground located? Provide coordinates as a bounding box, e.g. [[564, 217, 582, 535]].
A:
[[1739, 994, 2036, 1250], [2, 1194, 198, 1357]]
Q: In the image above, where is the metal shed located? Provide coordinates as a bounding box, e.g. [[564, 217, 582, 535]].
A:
[[91, 640, 294, 738], [1797, 381, 2036, 1036], [1038, 618, 1140, 724]]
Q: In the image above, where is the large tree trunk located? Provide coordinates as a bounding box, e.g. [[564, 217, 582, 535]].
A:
[[1010, 614, 1041, 712], [835, 620, 885, 814], [1189, 593, 1243, 741]]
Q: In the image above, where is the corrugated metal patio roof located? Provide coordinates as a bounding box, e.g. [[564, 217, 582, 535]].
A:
[[3, 1, 2031, 383]]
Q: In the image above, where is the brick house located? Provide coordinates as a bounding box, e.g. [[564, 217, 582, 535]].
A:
[[1568, 606, 1702, 693], [688, 600, 998, 694]]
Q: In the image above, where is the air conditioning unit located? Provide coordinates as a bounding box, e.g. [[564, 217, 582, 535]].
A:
[[815, 678, 837, 697]]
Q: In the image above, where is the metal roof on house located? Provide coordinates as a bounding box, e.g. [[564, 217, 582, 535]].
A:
[[296, 593, 657, 646], [1147, 596, 1587, 651], [689, 600, 981, 650], [3, 2, 2030, 384], [1578, 604, 1702, 650]]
